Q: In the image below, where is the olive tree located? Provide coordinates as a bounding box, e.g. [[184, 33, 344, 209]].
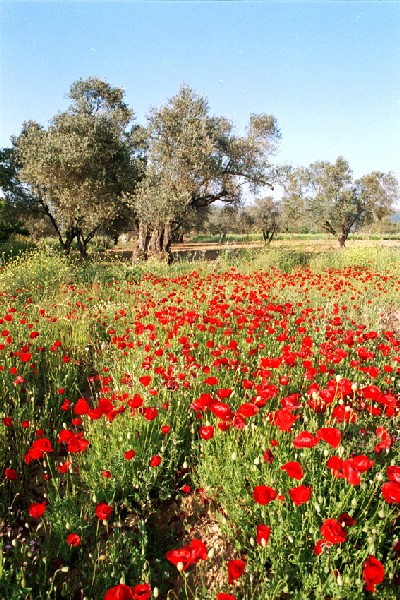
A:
[[131, 85, 280, 260], [281, 157, 399, 247], [249, 196, 281, 243], [14, 77, 143, 257]]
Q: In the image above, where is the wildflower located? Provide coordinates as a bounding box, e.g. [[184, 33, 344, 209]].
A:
[[293, 431, 319, 448], [199, 425, 214, 440], [227, 559, 246, 584], [149, 455, 162, 467], [66, 533, 81, 547], [363, 556, 385, 593], [29, 501, 46, 519], [95, 502, 113, 520], [253, 485, 277, 505], [103, 584, 134, 600], [381, 481, 400, 503], [280, 461, 304, 480], [256, 524, 271, 547], [320, 518, 347, 544], [289, 484, 312, 506], [4, 468, 17, 480]]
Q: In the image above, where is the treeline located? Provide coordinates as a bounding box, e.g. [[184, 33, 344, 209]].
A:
[[0, 77, 399, 259]]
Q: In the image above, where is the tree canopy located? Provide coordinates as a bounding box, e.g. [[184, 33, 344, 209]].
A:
[[3, 77, 399, 258], [131, 84, 281, 259], [13, 77, 143, 256], [281, 157, 399, 246]]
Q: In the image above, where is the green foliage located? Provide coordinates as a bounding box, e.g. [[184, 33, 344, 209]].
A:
[[131, 84, 280, 258], [249, 196, 281, 243], [13, 78, 143, 257], [281, 157, 399, 246], [0, 222, 29, 244]]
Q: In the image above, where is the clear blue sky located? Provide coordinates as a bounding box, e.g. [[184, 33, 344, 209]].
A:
[[1, 0, 399, 186]]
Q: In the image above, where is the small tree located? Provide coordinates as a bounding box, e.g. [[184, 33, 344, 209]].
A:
[[250, 196, 281, 244], [281, 157, 399, 247], [206, 204, 240, 243], [14, 77, 143, 257], [131, 84, 280, 260]]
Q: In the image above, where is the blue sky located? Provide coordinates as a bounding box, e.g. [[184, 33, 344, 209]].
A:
[[1, 0, 399, 188]]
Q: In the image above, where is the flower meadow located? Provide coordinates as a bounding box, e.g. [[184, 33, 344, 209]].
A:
[[0, 247, 399, 599]]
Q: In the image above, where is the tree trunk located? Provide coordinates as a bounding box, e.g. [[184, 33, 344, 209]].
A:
[[42, 203, 76, 255], [338, 227, 351, 248], [148, 224, 173, 263], [133, 224, 150, 261], [262, 228, 276, 245], [76, 232, 88, 259]]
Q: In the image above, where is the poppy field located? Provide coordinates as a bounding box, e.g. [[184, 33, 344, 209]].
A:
[[0, 246, 399, 599]]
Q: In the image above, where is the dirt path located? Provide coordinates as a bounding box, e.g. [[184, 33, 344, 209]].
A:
[[107, 238, 400, 262]]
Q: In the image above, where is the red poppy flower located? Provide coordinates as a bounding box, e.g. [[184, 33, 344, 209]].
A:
[[272, 410, 298, 431], [209, 402, 233, 421], [199, 425, 214, 440], [204, 376, 218, 385], [320, 518, 347, 544], [289, 484, 312, 506], [4, 468, 17, 480], [67, 435, 89, 454], [256, 524, 271, 547], [95, 502, 113, 520], [386, 465, 400, 484], [31, 437, 54, 453], [139, 375, 151, 387], [338, 513, 356, 527], [363, 555, 385, 593], [313, 539, 332, 556], [142, 407, 158, 421], [216, 388, 233, 400], [57, 460, 71, 474], [317, 427, 341, 448], [29, 500, 46, 519], [281, 461, 304, 480], [292, 431, 319, 448], [217, 594, 236, 600], [342, 460, 361, 486], [236, 403, 259, 418], [74, 398, 89, 415], [166, 547, 193, 571], [352, 455, 375, 473], [103, 584, 134, 600], [263, 449, 275, 463], [150, 455, 162, 467], [381, 481, 400, 503], [188, 538, 207, 563], [227, 559, 246, 584], [67, 533, 81, 547], [124, 449, 136, 460], [253, 485, 277, 505], [132, 583, 151, 600]]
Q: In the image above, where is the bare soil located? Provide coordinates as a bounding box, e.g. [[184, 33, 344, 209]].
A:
[[107, 238, 400, 262]]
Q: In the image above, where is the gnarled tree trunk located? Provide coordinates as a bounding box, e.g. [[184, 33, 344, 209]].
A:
[[132, 224, 151, 261], [148, 223, 172, 263], [133, 223, 173, 263]]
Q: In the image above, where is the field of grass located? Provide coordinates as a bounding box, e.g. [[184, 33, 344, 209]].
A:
[[0, 244, 399, 599]]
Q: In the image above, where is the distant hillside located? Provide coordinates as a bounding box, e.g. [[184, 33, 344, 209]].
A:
[[391, 211, 400, 223]]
